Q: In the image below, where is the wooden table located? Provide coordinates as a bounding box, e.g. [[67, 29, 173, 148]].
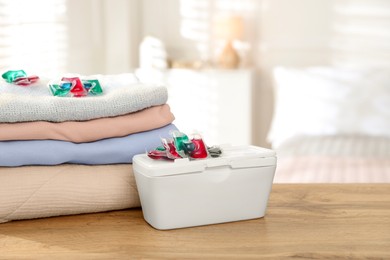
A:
[[1, 184, 389, 259]]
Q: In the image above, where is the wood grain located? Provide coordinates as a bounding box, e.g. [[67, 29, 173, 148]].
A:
[[1, 184, 389, 259]]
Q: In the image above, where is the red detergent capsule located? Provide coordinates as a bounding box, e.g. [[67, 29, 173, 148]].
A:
[[147, 150, 171, 160], [190, 137, 208, 159], [62, 77, 86, 97], [162, 138, 181, 159], [13, 75, 39, 86]]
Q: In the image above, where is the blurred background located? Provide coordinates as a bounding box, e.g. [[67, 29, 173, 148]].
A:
[[1, 0, 389, 148]]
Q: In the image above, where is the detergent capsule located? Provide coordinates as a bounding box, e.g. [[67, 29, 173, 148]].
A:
[[190, 134, 208, 159], [161, 138, 181, 159]]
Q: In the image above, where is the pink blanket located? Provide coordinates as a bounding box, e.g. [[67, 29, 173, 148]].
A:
[[0, 104, 174, 143], [275, 156, 390, 183], [274, 135, 390, 183]]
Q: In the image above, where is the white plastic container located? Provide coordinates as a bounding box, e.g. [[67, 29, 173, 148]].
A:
[[133, 145, 276, 230]]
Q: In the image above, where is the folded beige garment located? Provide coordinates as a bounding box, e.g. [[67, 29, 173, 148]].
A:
[[0, 164, 140, 223], [0, 104, 174, 143]]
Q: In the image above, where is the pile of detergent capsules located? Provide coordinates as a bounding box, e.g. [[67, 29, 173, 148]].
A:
[[148, 131, 222, 161], [48, 76, 103, 97], [2, 70, 39, 86]]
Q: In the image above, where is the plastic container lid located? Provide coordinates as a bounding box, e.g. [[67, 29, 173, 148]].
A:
[[133, 145, 276, 177]]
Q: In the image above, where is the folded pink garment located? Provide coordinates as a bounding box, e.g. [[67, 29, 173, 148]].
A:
[[0, 104, 174, 143]]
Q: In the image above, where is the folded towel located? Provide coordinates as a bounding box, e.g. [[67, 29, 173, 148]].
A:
[[0, 124, 177, 166], [0, 104, 174, 143], [0, 73, 167, 122], [0, 164, 139, 223]]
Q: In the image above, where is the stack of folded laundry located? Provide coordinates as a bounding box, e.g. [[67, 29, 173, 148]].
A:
[[0, 73, 177, 223]]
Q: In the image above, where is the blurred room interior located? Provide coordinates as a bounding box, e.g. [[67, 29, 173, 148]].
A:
[[1, 0, 389, 182]]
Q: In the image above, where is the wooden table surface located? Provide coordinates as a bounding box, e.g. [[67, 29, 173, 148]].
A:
[[1, 184, 389, 259]]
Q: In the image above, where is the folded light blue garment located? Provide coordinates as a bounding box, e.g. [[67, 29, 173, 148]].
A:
[[0, 124, 177, 167]]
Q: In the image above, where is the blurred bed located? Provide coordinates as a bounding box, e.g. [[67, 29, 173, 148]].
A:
[[269, 66, 390, 183]]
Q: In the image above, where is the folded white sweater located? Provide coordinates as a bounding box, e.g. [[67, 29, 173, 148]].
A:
[[0, 73, 168, 122]]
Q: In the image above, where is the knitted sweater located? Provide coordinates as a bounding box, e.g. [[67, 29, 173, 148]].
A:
[[0, 73, 168, 122]]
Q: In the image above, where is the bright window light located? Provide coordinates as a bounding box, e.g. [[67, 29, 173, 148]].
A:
[[0, 0, 67, 75]]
